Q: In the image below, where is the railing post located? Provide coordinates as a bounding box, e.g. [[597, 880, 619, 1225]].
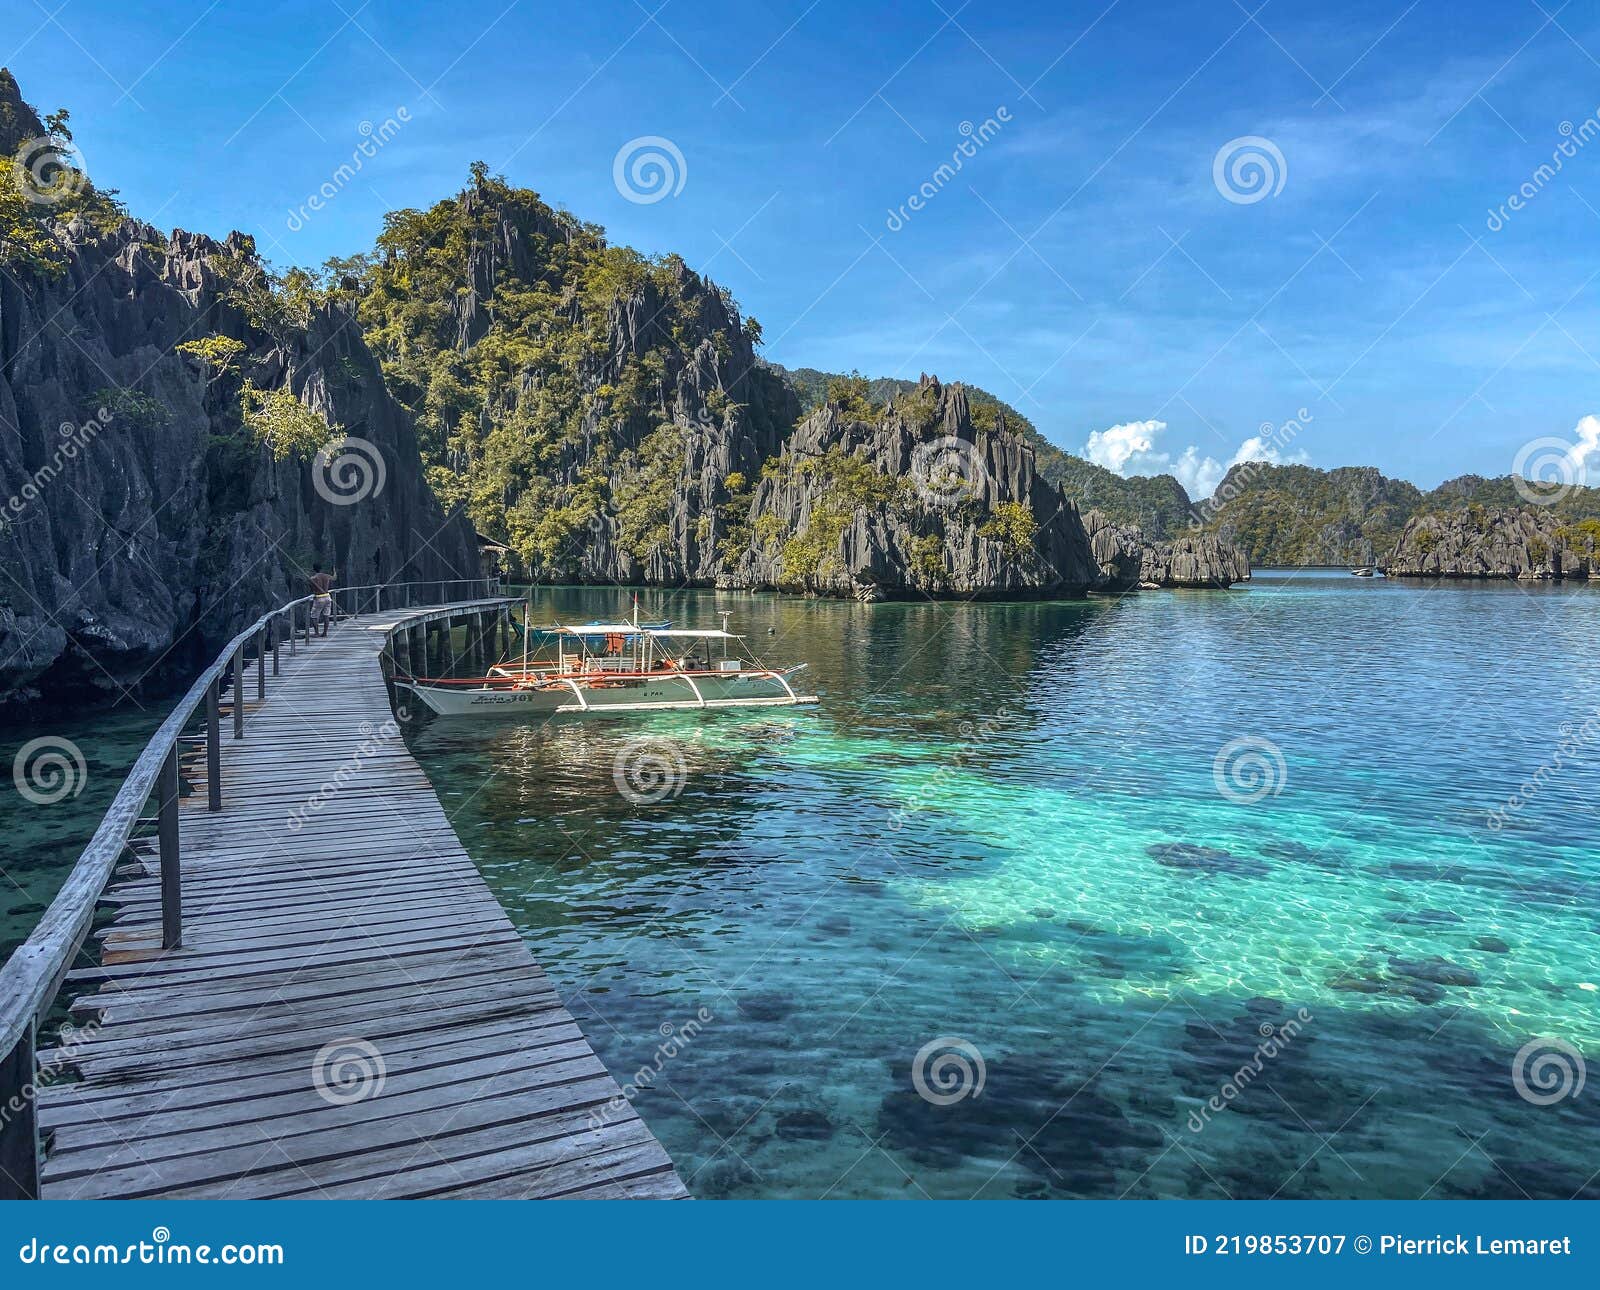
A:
[[0, 1020, 41, 1199], [256, 630, 266, 702], [302, 600, 310, 646], [271, 619, 280, 676], [232, 646, 245, 739], [206, 677, 221, 810], [158, 745, 181, 950], [375, 586, 383, 614]]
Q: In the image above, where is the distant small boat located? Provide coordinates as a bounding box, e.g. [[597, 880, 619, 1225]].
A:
[[1350, 566, 1376, 577]]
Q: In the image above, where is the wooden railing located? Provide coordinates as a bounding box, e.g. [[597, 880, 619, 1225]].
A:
[[0, 576, 502, 1199]]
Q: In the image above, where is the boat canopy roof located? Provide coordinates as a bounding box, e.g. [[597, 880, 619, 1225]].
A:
[[532, 624, 741, 640]]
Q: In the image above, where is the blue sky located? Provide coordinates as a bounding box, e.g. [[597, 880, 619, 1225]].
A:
[[9, 0, 1600, 493]]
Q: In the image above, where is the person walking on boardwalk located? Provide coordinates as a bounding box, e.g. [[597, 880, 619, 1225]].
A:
[[309, 563, 337, 637]]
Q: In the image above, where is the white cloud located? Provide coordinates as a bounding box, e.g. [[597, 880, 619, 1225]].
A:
[[1083, 419, 1308, 500], [1571, 414, 1600, 472]]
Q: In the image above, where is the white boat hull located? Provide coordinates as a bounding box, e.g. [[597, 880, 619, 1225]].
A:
[[397, 669, 817, 718]]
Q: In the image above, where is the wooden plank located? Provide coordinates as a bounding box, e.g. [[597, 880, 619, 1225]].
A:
[[32, 604, 684, 1201]]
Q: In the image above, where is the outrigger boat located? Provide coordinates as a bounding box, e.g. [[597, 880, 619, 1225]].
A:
[[395, 616, 818, 717]]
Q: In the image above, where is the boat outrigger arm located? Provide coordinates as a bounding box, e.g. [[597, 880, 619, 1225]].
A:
[[394, 619, 820, 718]]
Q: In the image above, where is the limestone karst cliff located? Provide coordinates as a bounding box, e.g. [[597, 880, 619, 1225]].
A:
[[0, 72, 477, 708], [1382, 506, 1595, 580]]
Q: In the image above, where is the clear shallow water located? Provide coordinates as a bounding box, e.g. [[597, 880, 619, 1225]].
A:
[[407, 573, 1600, 1199], [1, 707, 165, 963]]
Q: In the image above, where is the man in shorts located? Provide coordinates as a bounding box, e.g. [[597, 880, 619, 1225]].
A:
[[309, 563, 337, 636]]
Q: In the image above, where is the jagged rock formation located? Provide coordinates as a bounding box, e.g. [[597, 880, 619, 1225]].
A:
[[1082, 508, 1250, 590], [1382, 507, 1595, 580], [768, 363, 1200, 539], [1082, 509, 1145, 586], [1138, 534, 1252, 588], [350, 174, 798, 589], [0, 73, 475, 709], [729, 376, 1098, 600]]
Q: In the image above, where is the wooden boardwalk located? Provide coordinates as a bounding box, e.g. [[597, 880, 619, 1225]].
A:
[[35, 609, 687, 1200]]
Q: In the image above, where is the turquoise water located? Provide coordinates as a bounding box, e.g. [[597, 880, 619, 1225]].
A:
[[408, 573, 1600, 1199], [10, 576, 1595, 1199], [1, 707, 166, 963]]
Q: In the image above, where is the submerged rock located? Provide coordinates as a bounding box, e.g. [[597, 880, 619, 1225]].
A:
[[1148, 842, 1270, 878], [877, 1058, 1158, 1186], [774, 1108, 835, 1141], [737, 991, 794, 1022], [1385, 908, 1465, 927], [1387, 956, 1482, 987]]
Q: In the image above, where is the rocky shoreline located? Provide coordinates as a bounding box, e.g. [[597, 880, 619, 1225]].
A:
[[1381, 506, 1596, 581]]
